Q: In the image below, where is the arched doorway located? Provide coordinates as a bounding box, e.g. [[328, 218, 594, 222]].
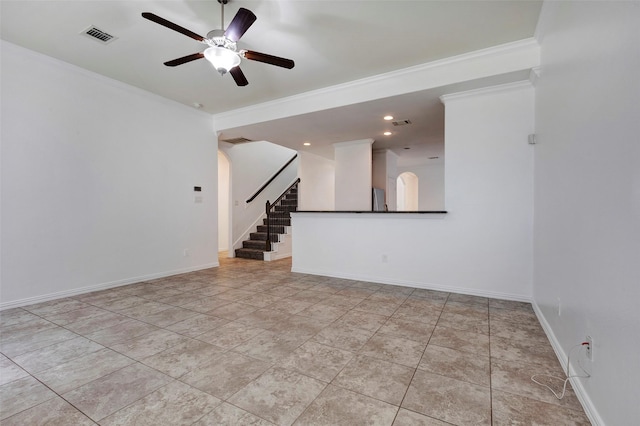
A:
[[397, 172, 419, 211]]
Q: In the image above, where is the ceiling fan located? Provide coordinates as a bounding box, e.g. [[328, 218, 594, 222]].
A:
[[142, 0, 294, 86]]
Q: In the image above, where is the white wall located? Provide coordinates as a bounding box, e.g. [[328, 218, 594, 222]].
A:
[[298, 151, 335, 211], [398, 162, 445, 211], [334, 139, 373, 210], [293, 83, 534, 299], [533, 2, 640, 424], [217, 151, 230, 251], [1, 41, 218, 307], [219, 141, 297, 251], [397, 172, 419, 211]]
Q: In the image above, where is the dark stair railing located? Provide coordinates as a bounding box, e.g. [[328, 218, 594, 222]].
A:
[[246, 154, 298, 204], [265, 178, 300, 252]]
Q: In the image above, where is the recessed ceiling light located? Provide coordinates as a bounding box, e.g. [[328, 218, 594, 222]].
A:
[[383, 131, 392, 136], [404, 147, 411, 150], [383, 115, 394, 121], [303, 142, 311, 146]]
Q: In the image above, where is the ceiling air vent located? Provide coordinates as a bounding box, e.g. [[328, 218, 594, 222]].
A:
[[81, 26, 117, 44], [221, 137, 253, 144], [392, 119, 412, 126]]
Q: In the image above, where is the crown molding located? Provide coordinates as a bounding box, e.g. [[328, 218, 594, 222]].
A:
[[439, 80, 533, 104], [213, 38, 540, 131]]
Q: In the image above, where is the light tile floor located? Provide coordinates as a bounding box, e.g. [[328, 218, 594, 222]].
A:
[[0, 256, 591, 425]]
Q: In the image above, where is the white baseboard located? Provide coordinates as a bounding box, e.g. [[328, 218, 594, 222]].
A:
[[290, 266, 531, 302], [532, 302, 604, 426], [0, 262, 219, 311]]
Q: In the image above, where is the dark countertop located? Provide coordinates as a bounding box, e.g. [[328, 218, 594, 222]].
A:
[[292, 211, 447, 214]]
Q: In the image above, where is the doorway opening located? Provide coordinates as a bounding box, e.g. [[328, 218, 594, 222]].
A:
[[397, 172, 418, 211]]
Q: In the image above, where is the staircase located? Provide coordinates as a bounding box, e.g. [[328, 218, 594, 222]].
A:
[[235, 183, 298, 261]]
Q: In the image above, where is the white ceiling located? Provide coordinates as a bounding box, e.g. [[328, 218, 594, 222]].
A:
[[1, 0, 542, 161]]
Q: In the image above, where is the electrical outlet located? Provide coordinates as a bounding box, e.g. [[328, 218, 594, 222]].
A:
[[585, 336, 593, 360]]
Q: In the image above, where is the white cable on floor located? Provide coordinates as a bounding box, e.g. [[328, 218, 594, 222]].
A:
[[531, 342, 591, 400]]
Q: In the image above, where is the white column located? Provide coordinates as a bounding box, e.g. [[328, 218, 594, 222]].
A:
[[333, 139, 374, 210]]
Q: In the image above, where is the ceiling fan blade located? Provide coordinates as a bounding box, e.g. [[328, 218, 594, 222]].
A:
[[230, 67, 249, 86], [164, 53, 204, 67], [224, 7, 257, 42], [243, 50, 295, 69], [142, 12, 205, 42]]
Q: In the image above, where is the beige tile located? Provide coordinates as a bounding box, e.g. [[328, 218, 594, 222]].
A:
[[229, 367, 326, 426], [195, 321, 266, 349], [408, 289, 449, 303], [268, 314, 331, 340], [268, 298, 314, 315], [378, 317, 434, 344], [353, 299, 401, 316], [235, 308, 292, 330], [241, 293, 284, 308], [442, 302, 488, 317], [62, 363, 172, 422], [333, 310, 389, 332], [11, 336, 104, 373], [392, 305, 441, 325], [193, 402, 274, 426], [215, 288, 255, 301], [0, 326, 78, 357], [95, 296, 148, 311], [489, 306, 539, 324], [83, 319, 159, 346], [490, 335, 560, 368], [446, 293, 488, 307], [180, 296, 231, 313], [297, 304, 348, 322], [429, 326, 489, 355], [156, 293, 203, 307], [141, 339, 224, 378], [293, 384, 397, 426], [491, 358, 583, 411], [333, 355, 414, 405], [23, 298, 89, 317], [63, 310, 131, 335], [1, 317, 58, 341], [206, 302, 258, 320], [33, 348, 134, 394], [135, 306, 200, 327], [117, 300, 173, 320], [392, 409, 451, 425], [109, 329, 190, 360], [0, 396, 94, 426], [492, 389, 590, 425], [437, 311, 489, 334], [0, 308, 41, 327], [418, 344, 490, 386], [100, 381, 221, 426], [180, 351, 271, 399], [0, 354, 29, 385], [489, 316, 548, 342], [359, 332, 426, 368], [0, 376, 57, 420], [312, 322, 376, 352], [233, 330, 306, 363], [489, 299, 533, 311], [290, 289, 331, 304], [166, 313, 228, 338], [402, 370, 491, 425], [281, 341, 355, 382], [317, 294, 365, 309], [45, 305, 111, 326]]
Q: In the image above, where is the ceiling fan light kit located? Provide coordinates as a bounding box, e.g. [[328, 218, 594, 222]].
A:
[[141, 0, 294, 86]]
